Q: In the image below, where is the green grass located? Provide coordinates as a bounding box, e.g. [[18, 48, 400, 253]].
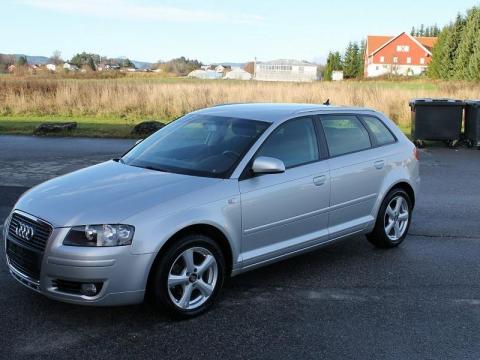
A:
[[0, 115, 163, 138], [0, 114, 412, 139]]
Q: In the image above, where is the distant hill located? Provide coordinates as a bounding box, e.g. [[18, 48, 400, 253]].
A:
[[130, 60, 153, 70], [2, 54, 50, 64], [212, 62, 245, 68], [24, 55, 50, 64]]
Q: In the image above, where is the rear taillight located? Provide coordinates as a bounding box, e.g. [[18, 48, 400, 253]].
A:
[[413, 147, 420, 161]]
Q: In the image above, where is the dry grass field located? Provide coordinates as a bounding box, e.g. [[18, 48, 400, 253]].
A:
[[0, 74, 478, 137]]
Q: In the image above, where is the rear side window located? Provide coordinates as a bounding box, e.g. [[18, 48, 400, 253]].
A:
[[257, 117, 319, 168], [321, 115, 371, 157], [361, 116, 396, 146]]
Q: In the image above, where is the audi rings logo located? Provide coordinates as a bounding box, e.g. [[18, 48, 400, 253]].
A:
[[15, 222, 35, 241]]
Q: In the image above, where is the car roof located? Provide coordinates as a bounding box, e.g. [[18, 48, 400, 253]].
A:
[[193, 103, 375, 123]]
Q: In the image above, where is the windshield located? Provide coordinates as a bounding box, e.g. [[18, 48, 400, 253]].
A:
[[122, 114, 270, 178]]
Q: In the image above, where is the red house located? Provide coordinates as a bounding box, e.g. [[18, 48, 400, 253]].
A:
[[364, 32, 437, 77]]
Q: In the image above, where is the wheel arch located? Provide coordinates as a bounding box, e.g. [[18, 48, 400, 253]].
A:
[[388, 181, 415, 208], [145, 223, 234, 296]]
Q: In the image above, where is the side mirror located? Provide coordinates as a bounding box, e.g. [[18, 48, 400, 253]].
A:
[[252, 156, 285, 174], [135, 139, 143, 146]]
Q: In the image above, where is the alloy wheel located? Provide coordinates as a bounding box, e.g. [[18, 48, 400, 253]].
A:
[[167, 247, 218, 310], [384, 195, 409, 241]]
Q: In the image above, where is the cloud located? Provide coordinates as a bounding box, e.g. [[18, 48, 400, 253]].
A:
[[21, 0, 264, 24]]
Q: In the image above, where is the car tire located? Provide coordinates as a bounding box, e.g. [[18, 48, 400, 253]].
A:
[[367, 189, 412, 248], [151, 233, 226, 318]]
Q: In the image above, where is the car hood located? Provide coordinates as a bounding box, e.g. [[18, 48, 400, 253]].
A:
[[15, 160, 222, 227]]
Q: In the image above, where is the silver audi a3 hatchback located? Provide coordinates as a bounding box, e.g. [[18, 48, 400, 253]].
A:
[[4, 103, 419, 317]]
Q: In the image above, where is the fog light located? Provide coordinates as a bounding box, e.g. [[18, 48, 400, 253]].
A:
[[81, 283, 98, 296]]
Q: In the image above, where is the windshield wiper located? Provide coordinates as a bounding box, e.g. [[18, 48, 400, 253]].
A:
[[142, 165, 170, 173], [112, 158, 125, 164]]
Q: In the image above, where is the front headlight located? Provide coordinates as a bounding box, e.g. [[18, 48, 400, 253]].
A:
[[63, 224, 135, 247]]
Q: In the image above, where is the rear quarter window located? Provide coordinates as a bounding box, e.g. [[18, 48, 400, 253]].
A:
[[361, 115, 396, 146]]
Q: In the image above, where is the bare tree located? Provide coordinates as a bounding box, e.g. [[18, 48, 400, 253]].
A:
[[49, 50, 63, 65]]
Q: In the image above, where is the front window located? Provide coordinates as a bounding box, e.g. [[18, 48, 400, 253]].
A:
[[122, 114, 269, 178], [256, 117, 319, 168]]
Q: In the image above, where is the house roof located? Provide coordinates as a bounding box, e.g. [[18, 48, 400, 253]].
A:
[[366, 33, 438, 56], [257, 59, 316, 67], [415, 36, 437, 51]]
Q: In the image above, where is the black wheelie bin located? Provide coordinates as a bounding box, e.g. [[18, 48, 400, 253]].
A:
[[409, 98, 464, 148], [464, 100, 480, 149]]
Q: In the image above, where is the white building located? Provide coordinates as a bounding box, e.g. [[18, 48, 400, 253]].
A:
[[224, 68, 252, 80], [332, 70, 344, 81], [187, 69, 222, 80], [254, 59, 318, 82], [215, 65, 225, 73], [63, 63, 78, 71]]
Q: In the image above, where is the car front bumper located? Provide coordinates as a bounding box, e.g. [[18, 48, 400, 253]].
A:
[[5, 211, 155, 306]]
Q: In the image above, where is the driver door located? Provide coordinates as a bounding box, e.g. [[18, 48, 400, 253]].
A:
[[238, 117, 330, 268]]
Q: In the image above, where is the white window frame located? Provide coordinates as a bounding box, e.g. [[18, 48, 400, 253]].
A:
[[393, 57, 398, 64], [420, 57, 425, 65], [380, 56, 385, 63], [396, 45, 410, 52], [406, 57, 412, 64]]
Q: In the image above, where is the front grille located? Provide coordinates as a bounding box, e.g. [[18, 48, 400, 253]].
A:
[[6, 212, 53, 281], [6, 240, 42, 280], [8, 212, 53, 252]]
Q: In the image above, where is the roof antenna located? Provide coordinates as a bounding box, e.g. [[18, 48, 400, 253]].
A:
[[323, 99, 330, 106]]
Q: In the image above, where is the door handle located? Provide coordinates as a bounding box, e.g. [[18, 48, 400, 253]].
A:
[[313, 175, 326, 186], [374, 160, 385, 170]]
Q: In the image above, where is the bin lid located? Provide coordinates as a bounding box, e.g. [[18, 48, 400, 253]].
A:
[[465, 100, 480, 107], [409, 98, 465, 108]]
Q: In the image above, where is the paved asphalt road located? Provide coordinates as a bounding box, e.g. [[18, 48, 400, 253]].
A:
[[1, 135, 480, 359]]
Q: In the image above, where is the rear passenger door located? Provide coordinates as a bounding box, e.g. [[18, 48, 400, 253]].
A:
[[319, 114, 392, 239]]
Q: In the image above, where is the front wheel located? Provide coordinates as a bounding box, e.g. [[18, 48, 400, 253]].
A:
[[367, 189, 412, 248], [151, 234, 226, 318]]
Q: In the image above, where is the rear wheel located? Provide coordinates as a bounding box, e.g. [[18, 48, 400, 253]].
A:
[[151, 234, 225, 318], [367, 189, 412, 248]]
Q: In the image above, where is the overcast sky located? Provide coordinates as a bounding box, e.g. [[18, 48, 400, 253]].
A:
[[2, 0, 478, 64]]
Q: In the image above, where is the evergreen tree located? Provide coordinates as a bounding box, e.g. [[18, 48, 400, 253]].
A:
[[16, 55, 27, 66], [437, 15, 466, 79], [468, 31, 480, 80], [411, 26, 416, 36], [428, 25, 451, 79], [419, 24, 425, 36], [87, 57, 96, 71], [343, 42, 357, 78], [453, 7, 480, 79], [356, 40, 366, 78], [122, 58, 135, 68], [323, 51, 342, 81]]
